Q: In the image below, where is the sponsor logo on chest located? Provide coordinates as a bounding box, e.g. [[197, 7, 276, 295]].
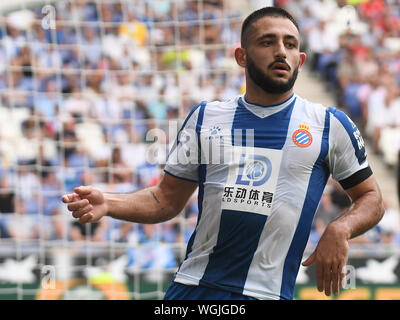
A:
[[221, 146, 282, 216]]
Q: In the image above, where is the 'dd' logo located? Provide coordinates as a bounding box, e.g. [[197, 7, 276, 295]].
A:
[[235, 154, 272, 187], [292, 124, 312, 148]]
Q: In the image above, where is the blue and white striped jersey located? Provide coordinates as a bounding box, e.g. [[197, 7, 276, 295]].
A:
[[164, 93, 371, 300]]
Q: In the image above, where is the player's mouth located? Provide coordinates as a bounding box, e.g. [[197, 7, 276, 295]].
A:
[[270, 62, 290, 75]]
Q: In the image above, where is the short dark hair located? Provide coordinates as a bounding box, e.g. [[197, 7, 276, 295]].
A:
[[241, 6, 300, 48]]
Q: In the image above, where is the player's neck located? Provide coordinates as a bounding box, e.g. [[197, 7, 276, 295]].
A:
[[244, 87, 294, 107]]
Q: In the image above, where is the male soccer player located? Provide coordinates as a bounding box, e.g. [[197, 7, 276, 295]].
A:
[[62, 7, 384, 300]]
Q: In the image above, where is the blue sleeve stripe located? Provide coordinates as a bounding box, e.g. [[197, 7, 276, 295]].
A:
[[168, 101, 207, 157], [184, 102, 207, 258], [327, 106, 367, 165], [195, 101, 207, 164], [181, 101, 206, 132]]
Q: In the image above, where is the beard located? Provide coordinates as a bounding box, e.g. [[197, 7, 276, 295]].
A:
[[246, 56, 299, 95]]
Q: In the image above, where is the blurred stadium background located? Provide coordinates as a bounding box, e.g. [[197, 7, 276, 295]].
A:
[[0, 0, 399, 300]]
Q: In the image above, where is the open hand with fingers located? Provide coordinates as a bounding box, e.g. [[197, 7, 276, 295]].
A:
[[62, 186, 108, 224]]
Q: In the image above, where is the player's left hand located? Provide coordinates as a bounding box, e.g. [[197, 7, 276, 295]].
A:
[[301, 222, 349, 297]]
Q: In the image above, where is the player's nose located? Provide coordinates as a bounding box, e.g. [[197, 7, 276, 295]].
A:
[[274, 41, 287, 60]]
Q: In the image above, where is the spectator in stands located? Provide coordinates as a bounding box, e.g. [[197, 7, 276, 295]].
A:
[[40, 162, 62, 217], [377, 198, 400, 246], [0, 167, 14, 215], [14, 161, 40, 215], [373, 81, 400, 165], [126, 223, 177, 276], [336, 49, 363, 122], [119, 10, 148, 46], [63, 85, 92, 119], [2, 196, 40, 240], [161, 217, 181, 244], [69, 218, 107, 242], [107, 72, 136, 118], [314, 192, 342, 233], [35, 80, 60, 118], [365, 72, 393, 154], [2, 23, 26, 62], [325, 178, 351, 211], [110, 146, 133, 186], [81, 27, 102, 67]]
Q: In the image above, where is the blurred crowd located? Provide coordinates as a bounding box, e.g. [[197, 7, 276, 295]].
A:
[[0, 0, 245, 271], [284, 0, 400, 163], [282, 0, 400, 250], [0, 0, 399, 276]]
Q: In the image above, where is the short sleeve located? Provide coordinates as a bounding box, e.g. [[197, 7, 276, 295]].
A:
[[164, 102, 205, 183], [327, 107, 372, 189]]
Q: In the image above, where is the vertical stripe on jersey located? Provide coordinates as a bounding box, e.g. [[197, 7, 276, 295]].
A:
[[200, 98, 296, 292], [232, 98, 296, 149], [199, 210, 268, 291], [280, 109, 331, 300], [183, 102, 207, 260]]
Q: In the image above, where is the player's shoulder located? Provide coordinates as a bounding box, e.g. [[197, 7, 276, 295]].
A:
[[326, 105, 360, 135], [295, 95, 355, 124], [190, 96, 240, 119], [294, 94, 330, 124], [295, 94, 327, 112], [182, 97, 240, 128], [296, 96, 361, 146], [188, 96, 239, 112], [204, 96, 241, 110]]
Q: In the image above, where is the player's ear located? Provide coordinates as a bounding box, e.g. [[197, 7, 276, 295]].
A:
[[234, 47, 247, 68], [298, 52, 307, 71]]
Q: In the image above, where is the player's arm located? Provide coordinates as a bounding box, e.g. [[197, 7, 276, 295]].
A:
[[63, 102, 203, 224], [302, 107, 385, 297], [302, 174, 384, 296], [332, 174, 384, 239], [62, 172, 198, 224]]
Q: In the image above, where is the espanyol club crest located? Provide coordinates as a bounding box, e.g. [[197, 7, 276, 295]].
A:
[[292, 124, 312, 148]]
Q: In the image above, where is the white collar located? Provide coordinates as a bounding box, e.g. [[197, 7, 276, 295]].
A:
[[240, 94, 296, 118]]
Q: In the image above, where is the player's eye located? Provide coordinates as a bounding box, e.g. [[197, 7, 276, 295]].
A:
[[261, 40, 273, 46]]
